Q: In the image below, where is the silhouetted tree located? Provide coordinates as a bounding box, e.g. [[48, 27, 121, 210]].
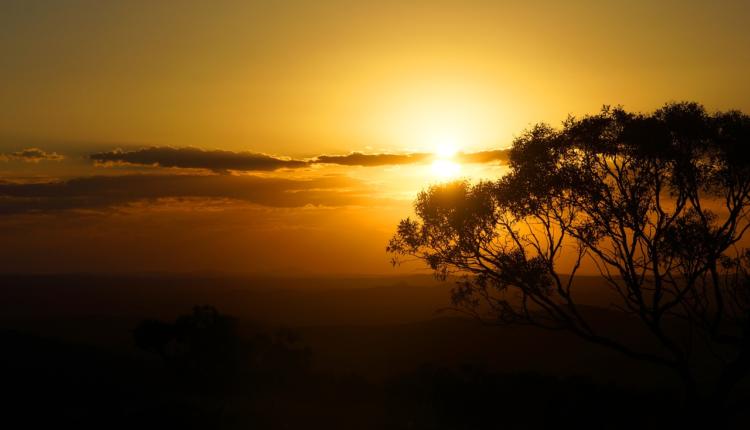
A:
[[134, 306, 312, 394], [388, 102, 750, 422], [134, 306, 241, 392]]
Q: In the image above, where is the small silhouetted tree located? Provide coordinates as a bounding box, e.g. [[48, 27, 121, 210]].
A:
[[388, 102, 750, 422], [134, 306, 241, 392], [134, 306, 312, 394]]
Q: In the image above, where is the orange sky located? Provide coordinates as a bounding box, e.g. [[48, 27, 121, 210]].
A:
[[1, 0, 749, 274]]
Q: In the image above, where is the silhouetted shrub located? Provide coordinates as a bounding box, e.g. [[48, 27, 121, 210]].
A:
[[133, 306, 311, 395]]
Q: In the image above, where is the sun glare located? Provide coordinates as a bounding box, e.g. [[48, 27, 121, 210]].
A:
[[431, 158, 461, 178], [434, 135, 459, 159], [431, 135, 462, 179]]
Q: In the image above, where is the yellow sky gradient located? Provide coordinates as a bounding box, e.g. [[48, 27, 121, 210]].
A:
[[3, 0, 749, 154]]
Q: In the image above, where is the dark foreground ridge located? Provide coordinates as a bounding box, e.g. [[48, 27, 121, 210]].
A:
[[1, 274, 748, 429]]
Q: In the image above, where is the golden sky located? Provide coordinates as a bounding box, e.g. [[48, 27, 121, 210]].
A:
[[1, 0, 749, 274]]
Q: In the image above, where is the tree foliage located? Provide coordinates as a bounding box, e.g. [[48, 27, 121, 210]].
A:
[[388, 102, 750, 412]]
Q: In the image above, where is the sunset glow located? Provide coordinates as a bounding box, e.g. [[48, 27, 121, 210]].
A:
[[3, 2, 750, 426], [1, 0, 749, 275]]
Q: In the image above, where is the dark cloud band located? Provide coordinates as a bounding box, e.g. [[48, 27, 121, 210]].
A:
[[0, 174, 373, 215], [313, 152, 433, 166], [455, 150, 509, 164], [89, 147, 509, 172], [0, 148, 64, 162], [89, 147, 306, 172]]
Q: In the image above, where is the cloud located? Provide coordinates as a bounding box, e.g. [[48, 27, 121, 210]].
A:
[[0, 148, 64, 162], [455, 150, 509, 164], [0, 174, 376, 215], [89, 147, 510, 171], [316, 150, 509, 166], [89, 147, 308, 172], [313, 152, 433, 166]]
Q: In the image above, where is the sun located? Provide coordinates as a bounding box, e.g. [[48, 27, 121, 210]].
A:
[[434, 136, 459, 159], [430, 136, 462, 179]]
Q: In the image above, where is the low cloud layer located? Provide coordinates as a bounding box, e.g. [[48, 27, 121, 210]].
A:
[[0, 148, 64, 162], [88, 147, 509, 172], [315, 150, 509, 166], [89, 147, 306, 172], [0, 174, 375, 215], [455, 150, 509, 164], [313, 152, 433, 166]]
